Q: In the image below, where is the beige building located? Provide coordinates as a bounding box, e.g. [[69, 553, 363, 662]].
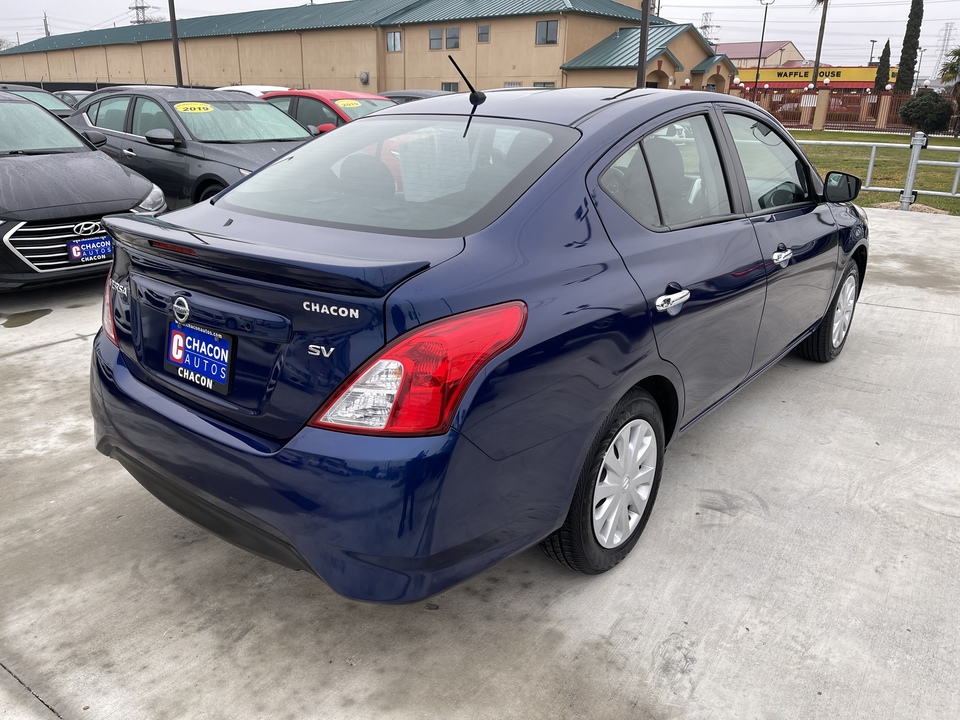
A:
[[0, 0, 735, 94], [713, 41, 805, 70]]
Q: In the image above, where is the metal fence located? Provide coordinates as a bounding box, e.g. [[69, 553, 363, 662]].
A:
[[795, 133, 960, 209]]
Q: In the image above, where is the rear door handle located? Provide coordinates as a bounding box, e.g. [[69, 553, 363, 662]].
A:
[[772, 249, 793, 265], [122, 148, 137, 158], [655, 289, 691, 313]]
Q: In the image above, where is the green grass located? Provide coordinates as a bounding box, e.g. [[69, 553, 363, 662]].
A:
[[789, 129, 960, 215]]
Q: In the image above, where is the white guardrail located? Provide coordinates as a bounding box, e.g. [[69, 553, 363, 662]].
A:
[[796, 132, 960, 210]]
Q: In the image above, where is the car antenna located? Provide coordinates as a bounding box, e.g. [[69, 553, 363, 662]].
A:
[[447, 55, 485, 137]]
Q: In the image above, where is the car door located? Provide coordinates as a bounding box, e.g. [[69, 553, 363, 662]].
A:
[[296, 97, 343, 128], [81, 95, 132, 163], [590, 111, 767, 426], [716, 109, 840, 373], [123, 96, 192, 204]]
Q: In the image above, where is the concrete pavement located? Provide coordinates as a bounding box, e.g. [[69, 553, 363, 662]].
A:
[[1, 208, 958, 719]]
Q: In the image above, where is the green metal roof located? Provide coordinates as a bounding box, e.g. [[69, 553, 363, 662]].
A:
[[379, 0, 669, 25], [691, 54, 737, 75], [561, 24, 691, 70], [1, 0, 671, 56]]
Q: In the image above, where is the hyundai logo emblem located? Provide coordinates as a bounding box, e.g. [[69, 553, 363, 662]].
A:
[[73, 221, 105, 237], [172, 296, 191, 324]]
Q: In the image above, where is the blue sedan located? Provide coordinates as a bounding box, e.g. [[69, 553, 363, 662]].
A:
[[91, 88, 868, 603]]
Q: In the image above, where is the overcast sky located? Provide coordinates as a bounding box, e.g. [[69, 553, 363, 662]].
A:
[[6, 0, 959, 79]]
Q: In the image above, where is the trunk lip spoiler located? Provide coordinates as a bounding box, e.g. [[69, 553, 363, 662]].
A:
[[104, 214, 435, 298]]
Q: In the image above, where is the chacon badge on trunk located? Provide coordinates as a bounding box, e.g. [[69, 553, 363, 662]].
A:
[[172, 296, 191, 325]]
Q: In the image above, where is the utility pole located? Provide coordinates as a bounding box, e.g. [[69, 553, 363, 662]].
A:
[[635, 0, 651, 87], [167, 0, 183, 87], [869, 39, 877, 64], [43, 12, 50, 37]]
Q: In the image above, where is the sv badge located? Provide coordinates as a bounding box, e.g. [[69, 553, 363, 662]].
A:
[[308, 345, 335, 358]]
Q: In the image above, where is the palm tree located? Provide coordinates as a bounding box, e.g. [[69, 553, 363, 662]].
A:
[[811, 0, 830, 88], [942, 47, 960, 99], [941, 47, 960, 136]]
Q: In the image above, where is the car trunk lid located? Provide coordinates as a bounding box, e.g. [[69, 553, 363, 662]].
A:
[[104, 212, 463, 440]]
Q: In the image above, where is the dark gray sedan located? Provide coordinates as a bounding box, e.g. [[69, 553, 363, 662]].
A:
[[67, 87, 313, 209]]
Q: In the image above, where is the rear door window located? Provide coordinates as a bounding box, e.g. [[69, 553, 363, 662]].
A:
[[94, 96, 131, 132], [600, 115, 731, 228]]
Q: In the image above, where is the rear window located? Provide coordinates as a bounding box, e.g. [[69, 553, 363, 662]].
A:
[[9, 90, 73, 113], [218, 116, 579, 237], [331, 98, 397, 120]]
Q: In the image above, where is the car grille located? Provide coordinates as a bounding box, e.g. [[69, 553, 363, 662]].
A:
[[3, 217, 110, 273]]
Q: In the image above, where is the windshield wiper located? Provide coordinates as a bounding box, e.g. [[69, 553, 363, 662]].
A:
[[2, 148, 82, 155]]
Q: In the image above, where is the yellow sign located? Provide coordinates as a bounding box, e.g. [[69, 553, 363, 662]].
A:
[[174, 102, 213, 113], [335, 99, 362, 108], [743, 66, 900, 83]]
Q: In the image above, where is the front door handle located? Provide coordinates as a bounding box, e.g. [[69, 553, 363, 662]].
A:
[[655, 288, 691, 313], [122, 148, 137, 158], [772, 249, 793, 265]]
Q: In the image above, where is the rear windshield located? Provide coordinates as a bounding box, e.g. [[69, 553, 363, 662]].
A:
[[332, 98, 397, 120], [170, 100, 311, 142], [0, 101, 87, 153], [10, 90, 73, 113], [218, 116, 579, 237]]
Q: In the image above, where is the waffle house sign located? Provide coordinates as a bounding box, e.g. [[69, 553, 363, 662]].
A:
[[742, 66, 899, 89]]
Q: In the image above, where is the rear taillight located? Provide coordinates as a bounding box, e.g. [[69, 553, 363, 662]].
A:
[[310, 301, 527, 436], [102, 273, 118, 346]]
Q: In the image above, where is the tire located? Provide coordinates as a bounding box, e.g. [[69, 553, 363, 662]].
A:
[[198, 183, 225, 202], [796, 262, 860, 363], [541, 389, 664, 574]]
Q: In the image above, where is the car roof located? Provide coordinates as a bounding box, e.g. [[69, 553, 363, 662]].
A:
[[381, 89, 452, 99], [375, 87, 755, 128], [88, 86, 270, 103], [263, 89, 393, 102]]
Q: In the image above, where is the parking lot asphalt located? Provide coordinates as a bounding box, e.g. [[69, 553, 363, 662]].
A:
[[1, 208, 959, 720]]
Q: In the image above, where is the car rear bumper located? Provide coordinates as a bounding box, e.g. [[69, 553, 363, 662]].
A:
[[90, 333, 570, 603]]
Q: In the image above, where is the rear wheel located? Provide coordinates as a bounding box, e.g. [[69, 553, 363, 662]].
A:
[[797, 262, 860, 363], [541, 390, 664, 574]]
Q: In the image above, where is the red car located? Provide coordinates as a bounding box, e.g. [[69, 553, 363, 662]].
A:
[[261, 89, 396, 132]]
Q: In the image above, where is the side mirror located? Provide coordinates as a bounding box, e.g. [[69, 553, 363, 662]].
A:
[[145, 128, 181, 147], [316, 123, 336, 134], [82, 130, 108, 147], [823, 171, 862, 203]]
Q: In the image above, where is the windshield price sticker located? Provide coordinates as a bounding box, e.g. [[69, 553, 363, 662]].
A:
[[67, 238, 112, 264], [163, 321, 233, 395], [335, 99, 362, 108], [174, 102, 213, 113]]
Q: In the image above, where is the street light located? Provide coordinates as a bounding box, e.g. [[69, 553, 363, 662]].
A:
[[914, 47, 925, 92], [754, 0, 776, 97]]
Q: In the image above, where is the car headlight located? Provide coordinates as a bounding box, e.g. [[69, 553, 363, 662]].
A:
[[238, 168, 252, 177], [135, 184, 167, 213]]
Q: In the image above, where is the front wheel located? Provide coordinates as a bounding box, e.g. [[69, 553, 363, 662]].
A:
[[541, 389, 664, 574], [197, 183, 225, 203], [797, 262, 860, 363]]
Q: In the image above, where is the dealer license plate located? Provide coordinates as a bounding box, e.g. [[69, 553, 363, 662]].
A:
[[67, 237, 113, 264], [163, 321, 233, 395]]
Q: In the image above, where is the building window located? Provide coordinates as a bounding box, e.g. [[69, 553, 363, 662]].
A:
[[387, 31, 401, 52], [441, 82, 459, 92], [536, 20, 558, 45], [429, 29, 442, 50], [533, 82, 556, 88], [478, 25, 490, 43], [446, 27, 460, 49]]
